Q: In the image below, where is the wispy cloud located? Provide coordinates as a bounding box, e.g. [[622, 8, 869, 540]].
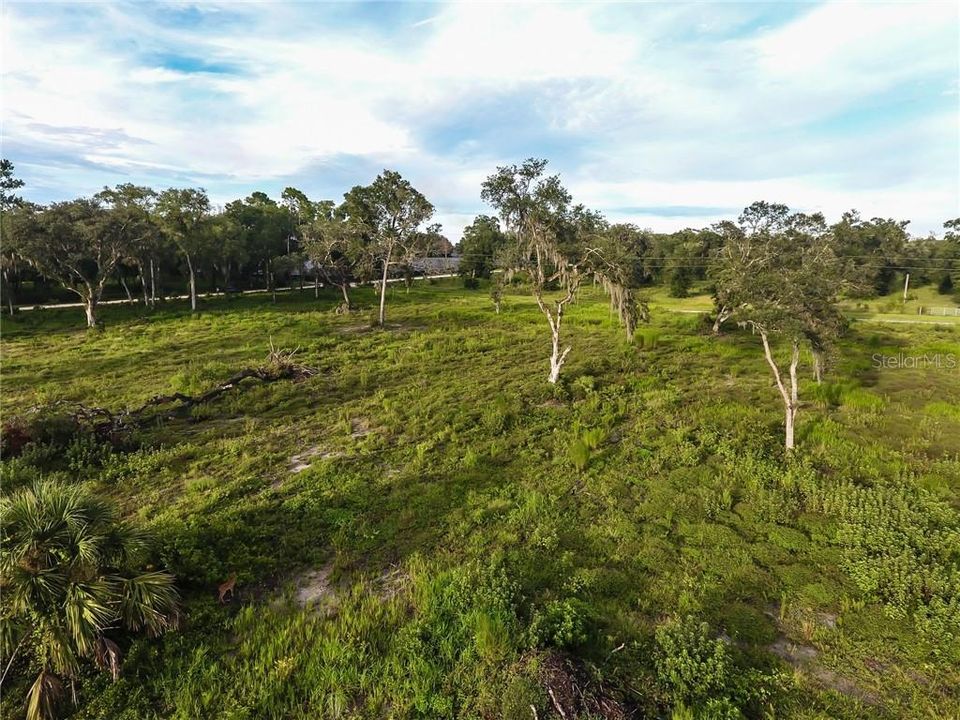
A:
[[1, 1, 957, 237]]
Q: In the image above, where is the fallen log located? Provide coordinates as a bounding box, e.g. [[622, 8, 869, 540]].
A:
[[11, 346, 317, 449]]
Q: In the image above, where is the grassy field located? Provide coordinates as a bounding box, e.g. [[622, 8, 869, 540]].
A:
[[2, 280, 959, 719], [844, 285, 960, 324]]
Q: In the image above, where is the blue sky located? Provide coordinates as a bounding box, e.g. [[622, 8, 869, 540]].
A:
[[2, 1, 958, 239]]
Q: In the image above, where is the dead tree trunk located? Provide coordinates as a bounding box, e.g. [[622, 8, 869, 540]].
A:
[[185, 255, 197, 312], [269, 259, 276, 304], [39, 347, 319, 443], [546, 313, 572, 384], [760, 331, 800, 451], [812, 349, 824, 384], [4, 273, 14, 316], [536, 279, 579, 384], [139, 267, 149, 307], [378, 243, 393, 326], [149, 258, 157, 307], [84, 294, 98, 328]]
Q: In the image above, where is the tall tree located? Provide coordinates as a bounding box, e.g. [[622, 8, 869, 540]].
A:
[[714, 202, 846, 450], [341, 170, 434, 326], [208, 209, 250, 293], [281, 187, 316, 290], [280, 187, 314, 250], [593, 223, 650, 339], [1, 481, 179, 720], [96, 185, 162, 307], [1, 160, 27, 314], [156, 188, 211, 311], [303, 214, 367, 311], [482, 158, 638, 383], [430, 230, 454, 258], [225, 192, 293, 300], [937, 218, 960, 297], [707, 221, 742, 333], [18, 199, 132, 327], [0, 158, 24, 208]]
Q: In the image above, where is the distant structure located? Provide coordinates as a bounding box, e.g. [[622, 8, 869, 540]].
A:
[[412, 256, 460, 275], [296, 256, 460, 279]]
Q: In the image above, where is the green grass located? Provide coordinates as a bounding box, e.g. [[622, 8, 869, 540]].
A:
[[2, 279, 959, 719], [843, 285, 960, 324]]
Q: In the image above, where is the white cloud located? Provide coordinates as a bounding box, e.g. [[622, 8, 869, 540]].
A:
[[1, 0, 957, 238]]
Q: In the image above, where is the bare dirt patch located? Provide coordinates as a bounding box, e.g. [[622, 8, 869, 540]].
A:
[[769, 637, 819, 665], [765, 602, 881, 708], [288, 445, 322, 473], [350, 418, 372, 438], [339, 324, 371, 335], [374, 565, 410, 600], [768, 635, 879, 704], [288, 444, 344, 474], [295, 561, 336, 609], [816, 611, 838, 630]]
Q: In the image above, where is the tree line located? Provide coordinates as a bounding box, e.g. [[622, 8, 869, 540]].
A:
[[2, 157, 957, 330], [461, 192, 960, 303], [0, 161, 452, 327]]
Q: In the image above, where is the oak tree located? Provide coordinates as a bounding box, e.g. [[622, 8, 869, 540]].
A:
[[714, 202, 845, 450], [156, 188, 211, 311], [341, 171, 434, 326]]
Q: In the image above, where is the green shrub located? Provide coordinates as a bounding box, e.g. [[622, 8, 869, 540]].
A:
[[581, 427, 606, 450], [654, 615, 732, 704], [568, 439, 590, 472], [571, 374, 597, 398], [808, 381, 849, 408], [840, 387, 885, 411], [528, 598, 588, 649]]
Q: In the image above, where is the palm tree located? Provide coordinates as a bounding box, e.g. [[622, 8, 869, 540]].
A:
[[1, 480, 179, 720]]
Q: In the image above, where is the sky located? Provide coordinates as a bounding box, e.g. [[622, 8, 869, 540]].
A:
[[2, 0, 958, 241]]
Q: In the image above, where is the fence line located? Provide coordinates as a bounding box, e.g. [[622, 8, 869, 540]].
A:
[[918, 306, 960, 317]]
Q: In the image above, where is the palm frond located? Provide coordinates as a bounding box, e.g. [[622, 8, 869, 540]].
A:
[[102, 521, 150, 567], [6, 566, 67, 616], [0, 616, 27, 659], [38, 623, 81, 678], [116, 571, 180, 636], [25, 669, 63, 720], [92, 636, 123, 681], [63, 580, 116, 656]]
